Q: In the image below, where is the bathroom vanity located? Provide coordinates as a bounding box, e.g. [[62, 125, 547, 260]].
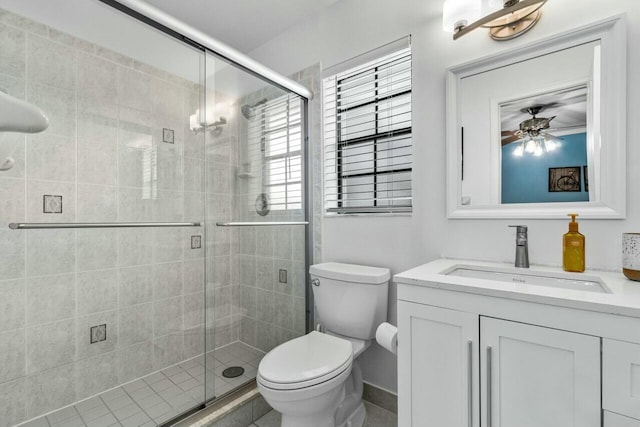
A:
[[395, 259, 640, 427]]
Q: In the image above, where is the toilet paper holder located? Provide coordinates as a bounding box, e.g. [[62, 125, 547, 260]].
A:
[[375, 322, 398, 355]]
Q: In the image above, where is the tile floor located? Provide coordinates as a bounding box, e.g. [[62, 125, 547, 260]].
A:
[[18, 342, 264, 427], [250, 402, 398, 427]]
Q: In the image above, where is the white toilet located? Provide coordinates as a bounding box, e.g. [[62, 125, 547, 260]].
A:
[[257, 262, 390, 427]]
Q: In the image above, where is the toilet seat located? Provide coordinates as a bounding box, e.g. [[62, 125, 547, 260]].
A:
[[258, 331, 353, 391]]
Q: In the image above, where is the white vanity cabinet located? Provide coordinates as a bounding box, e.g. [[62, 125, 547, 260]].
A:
[[398, 301, 601, 427], [395, 259, 640, 427]]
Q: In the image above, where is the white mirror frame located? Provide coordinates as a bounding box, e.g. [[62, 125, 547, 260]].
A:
[[446, 15, 626, 219]]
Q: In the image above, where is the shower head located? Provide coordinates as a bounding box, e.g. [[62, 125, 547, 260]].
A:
[[241, 98, 268, 119], [0, 90, 49, 133]]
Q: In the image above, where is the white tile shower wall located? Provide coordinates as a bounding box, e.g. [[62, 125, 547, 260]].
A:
[[0, 8, 206, 426]]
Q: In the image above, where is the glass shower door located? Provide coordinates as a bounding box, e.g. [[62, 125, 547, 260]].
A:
[[203, 50, 308, 402], [0, 3, 208, 426]]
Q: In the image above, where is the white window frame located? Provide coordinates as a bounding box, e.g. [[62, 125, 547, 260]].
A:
[[323, 39, 412, 214]]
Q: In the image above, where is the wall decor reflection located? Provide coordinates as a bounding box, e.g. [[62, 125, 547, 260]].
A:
[[549, 166, 581, 192], [583, 165, 589, 192]]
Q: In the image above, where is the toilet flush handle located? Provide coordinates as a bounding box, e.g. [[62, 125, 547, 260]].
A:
[[312, 278, 320, 287]]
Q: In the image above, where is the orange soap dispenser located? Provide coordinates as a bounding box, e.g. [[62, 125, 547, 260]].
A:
[[563, 213, 585, 272]]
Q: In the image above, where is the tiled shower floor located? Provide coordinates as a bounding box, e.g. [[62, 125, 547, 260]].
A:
[[19, 342, 264, 427]]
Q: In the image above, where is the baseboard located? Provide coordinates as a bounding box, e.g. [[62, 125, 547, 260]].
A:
[[363, 382, 398, 414]]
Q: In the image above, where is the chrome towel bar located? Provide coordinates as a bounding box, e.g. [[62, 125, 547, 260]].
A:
[[216, 221, 308, 227], [8, 222, 201, 230]]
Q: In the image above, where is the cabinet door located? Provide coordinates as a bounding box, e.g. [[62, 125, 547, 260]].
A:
[[604, 412, 640, 427], [480, 317, 600, 427], [398, 301, 479, 427], [603, 339, 640, 420]]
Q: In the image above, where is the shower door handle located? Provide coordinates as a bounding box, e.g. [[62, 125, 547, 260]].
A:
[[216, 221, 308, 227]]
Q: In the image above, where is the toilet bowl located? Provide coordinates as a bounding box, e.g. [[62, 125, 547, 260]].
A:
[[257, 262, 390, 427], [257, 331, 354, 427]]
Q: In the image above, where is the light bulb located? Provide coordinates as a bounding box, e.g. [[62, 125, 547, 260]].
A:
[[525, 139, 537, 153], [482, 0, 503, 14], [513, 144, 524, 157], [545, 140, 556, 151], [443, 0, 481, 32], [533, 145, 544, 156]]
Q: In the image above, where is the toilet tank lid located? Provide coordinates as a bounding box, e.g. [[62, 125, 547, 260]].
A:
[[310, 262, 390, 285]]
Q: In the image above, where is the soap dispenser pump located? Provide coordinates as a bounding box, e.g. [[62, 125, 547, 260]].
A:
[[563, 213, 585, 272]]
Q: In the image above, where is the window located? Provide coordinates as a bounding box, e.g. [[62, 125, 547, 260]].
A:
[[247, 94, 303, 211], [323, 40, 412, 214]]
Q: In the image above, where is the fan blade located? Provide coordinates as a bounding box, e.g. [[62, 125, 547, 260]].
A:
[[501, 135, 521, 146], [546, 124, 587, 133], [502, 130, 517, 136], [543, 116, 556, 126]]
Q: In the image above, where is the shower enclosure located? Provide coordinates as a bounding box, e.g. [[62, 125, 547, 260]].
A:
[[0, 1, 310, 426]]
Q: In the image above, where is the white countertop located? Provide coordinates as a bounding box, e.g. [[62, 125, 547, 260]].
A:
[[394, 259, 640, 318]]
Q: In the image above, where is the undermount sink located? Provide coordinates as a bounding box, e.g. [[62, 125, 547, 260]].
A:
[[444, 265, 611, 294]]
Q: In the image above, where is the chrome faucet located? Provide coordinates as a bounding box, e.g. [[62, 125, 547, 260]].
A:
[[509, 225, 529, 268]]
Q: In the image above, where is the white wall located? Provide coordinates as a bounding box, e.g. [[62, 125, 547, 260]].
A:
[[249, 0, 640, 393]]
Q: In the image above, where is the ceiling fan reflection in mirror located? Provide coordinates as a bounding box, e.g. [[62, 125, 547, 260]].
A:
[[502, 104, 577, 157], [500, 84, 588, 158]]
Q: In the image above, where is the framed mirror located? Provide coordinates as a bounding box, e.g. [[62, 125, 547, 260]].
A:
[[446, 15, 626, 219]]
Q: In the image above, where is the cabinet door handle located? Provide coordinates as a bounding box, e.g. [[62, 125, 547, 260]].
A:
[[486, 345, 493, 427], [468, 340, 473, 427]]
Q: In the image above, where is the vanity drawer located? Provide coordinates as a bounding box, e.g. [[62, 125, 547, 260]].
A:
[[604, 412, 640, 427], [603, 339, 640, 420]]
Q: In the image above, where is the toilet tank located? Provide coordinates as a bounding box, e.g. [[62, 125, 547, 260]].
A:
[[310, 262, 390, 340]]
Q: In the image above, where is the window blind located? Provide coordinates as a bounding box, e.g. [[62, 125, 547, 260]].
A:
[[323, 42, 412, 214], [247, 94, 303, 211]]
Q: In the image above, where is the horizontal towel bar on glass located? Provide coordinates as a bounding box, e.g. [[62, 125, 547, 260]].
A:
[[8, 222, 201, 230], [216, 221, 308, 227]]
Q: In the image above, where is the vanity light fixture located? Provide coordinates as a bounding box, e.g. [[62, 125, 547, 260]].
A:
[[443, 0, 547, 41]]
